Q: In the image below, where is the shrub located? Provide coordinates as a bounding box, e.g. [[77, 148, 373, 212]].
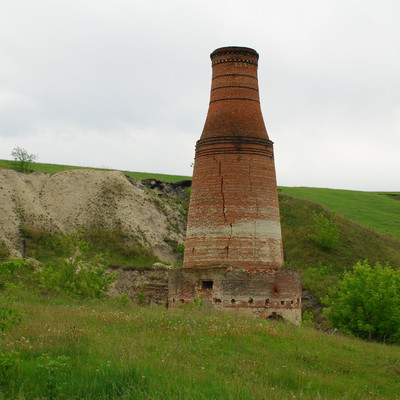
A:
[[37, 354, 70, 400], [308, 211, 340, 250], [0, 239, 116, 299], [0, 295, 23, 385], [119, 293, 131, 306], [323, 261, 400, 343], [0, 258, 38, 293], [0, 351, 20, 386], [40, 239, 116, 299], [164, 237, 184, 257], [301, 311, 315, 328], [0, 296, 23, 338], [136, 284, 147, 305]]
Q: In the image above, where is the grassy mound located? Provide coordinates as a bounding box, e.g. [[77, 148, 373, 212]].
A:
[[280, 187, 400, 239]]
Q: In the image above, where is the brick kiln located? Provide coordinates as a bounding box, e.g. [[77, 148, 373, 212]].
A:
[[168, 46, 301, 324]]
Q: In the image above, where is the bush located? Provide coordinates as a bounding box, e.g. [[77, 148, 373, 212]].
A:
[[0, 258, 36, 289], [37, 354, 70, 400], [323, 261, 400, 343], [136, 284, 147, 305], [0, 351, 20, 386], [40, 239, 116, 299], [0, 240, 116, 300], [308, 211, 340, 250], [0, 296, 22, 337], [0, 295, 23, 385]]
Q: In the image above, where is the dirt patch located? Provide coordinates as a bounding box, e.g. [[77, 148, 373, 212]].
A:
[[0, 169, 187, 263]]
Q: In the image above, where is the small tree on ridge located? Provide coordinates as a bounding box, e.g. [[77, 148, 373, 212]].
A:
[[11, 146, 38, 173]]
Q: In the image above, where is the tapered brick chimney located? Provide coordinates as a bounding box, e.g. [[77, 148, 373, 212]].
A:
[[169, 46, 301, 324], [184, 46, 283, 268]]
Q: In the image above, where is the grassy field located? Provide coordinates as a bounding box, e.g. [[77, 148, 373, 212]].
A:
[[280, 187, 400, 240], [2, 162, 400, 399], [1, 288, 400, 400], [0, 159, 191, 183]]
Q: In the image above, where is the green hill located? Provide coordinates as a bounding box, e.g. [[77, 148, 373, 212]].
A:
[[280, 186, 400, 240], [279, 193, 400, 299]]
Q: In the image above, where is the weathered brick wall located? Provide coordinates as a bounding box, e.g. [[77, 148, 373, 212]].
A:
[[168, 267, 302, 324], [184, 47, 284, 268], [107, 265, 302, 324], [201, 47, 267, 139], [107, 266, 169, 306]]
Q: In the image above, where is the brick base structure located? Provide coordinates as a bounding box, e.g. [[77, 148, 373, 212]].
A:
[[168, 266, 301, 324]]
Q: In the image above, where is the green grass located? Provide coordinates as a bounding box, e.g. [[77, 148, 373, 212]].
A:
[[19, 225, 161, 268], [280, 187, 400, 240], [0, 159, 191, 183], [2, 289, 400, 400]]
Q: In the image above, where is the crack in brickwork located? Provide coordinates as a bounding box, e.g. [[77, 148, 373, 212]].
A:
[[215, 157, 233, 260], [216, 158, 228, 223]]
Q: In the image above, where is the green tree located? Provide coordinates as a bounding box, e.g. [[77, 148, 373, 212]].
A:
[[323, 261, 400, 343], [11, 146, 38, 172]]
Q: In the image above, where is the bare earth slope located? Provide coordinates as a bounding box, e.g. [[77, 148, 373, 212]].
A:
[[0, 169, 186, 263]]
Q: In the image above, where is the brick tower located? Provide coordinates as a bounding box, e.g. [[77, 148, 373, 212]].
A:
[[168, 47, 301, 324]]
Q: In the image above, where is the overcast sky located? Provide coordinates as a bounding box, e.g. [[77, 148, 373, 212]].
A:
[[1, 0, 399, 191]]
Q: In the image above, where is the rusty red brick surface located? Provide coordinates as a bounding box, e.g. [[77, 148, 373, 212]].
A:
[[184, 46, 284, 268]]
